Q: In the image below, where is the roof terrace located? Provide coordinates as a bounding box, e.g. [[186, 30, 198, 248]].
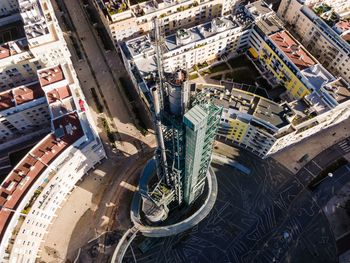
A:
[[164, 16, 239, 51], [38, 65, 64, 87], [0, 82, 44, 111], [46, 85, 72, 104], [52, 112, 84, 143], [254, 13, 284, 36], [197, 84, 294, 129], [323, 78, 350, 104], [102, 0, 129, 17], [0, 38, 28, 60], [301, 64, 334, 90], [335, 20, 350, 31], [270, 30, 317, 70], [245, 0, 273, 18]]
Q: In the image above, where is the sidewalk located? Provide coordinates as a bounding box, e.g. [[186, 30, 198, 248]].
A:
[[273, 118, 350, 172], [59, 0, 155, 157]]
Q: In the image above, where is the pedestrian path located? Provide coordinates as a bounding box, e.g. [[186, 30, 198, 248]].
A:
[[338, 139, 350, 153]]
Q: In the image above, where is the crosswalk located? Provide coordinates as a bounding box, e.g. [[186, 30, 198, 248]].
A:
[[338, 139, 350, 153]]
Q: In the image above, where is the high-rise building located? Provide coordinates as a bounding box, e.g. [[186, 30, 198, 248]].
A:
[[121, 1, 350, 160], [141, 70, 221, 221], [183, 96, 221, 205]]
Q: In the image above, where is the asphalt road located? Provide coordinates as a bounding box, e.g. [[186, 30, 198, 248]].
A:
[[296, 137, 350, 187]]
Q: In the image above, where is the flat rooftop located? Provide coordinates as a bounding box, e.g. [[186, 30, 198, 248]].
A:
[[246, 0, 273, 17], [184, 105, 208, 128], [0, 82, 44, 111], [301, 64, 334, 90], [270, 30, 317, 70], [47, 85, 75, 118], [125, 35, 153, 58], [255, 13, 284, 36], [323, 78, 350, 104], [38, 65, 65, 87], [19, 0, 49, 39], [164, 16, 239, 51], [198, 84, 293, 129], [0, 112, 84, 240]]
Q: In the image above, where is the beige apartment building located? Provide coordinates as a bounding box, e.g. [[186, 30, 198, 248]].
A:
[[0, 0, 71, 91], [92, 0, 239, 44], [277, 0, 350, 83]]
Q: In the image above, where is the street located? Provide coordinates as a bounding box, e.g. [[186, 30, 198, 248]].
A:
[[37, 0, 158, 261], [54, 0, 155, 158]]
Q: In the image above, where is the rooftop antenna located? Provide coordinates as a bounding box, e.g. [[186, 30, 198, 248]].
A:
[[154, 17, 165, 110], [152, 17, 170, 185]]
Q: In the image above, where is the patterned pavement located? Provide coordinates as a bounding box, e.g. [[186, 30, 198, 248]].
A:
[[123, 150, 337, 263]]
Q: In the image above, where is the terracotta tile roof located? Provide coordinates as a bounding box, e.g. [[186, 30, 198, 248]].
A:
[[13, 83, 45, 106], [46, 85, 72, 104], [0, 82, 45, 111], [0, 112, 84, 240], [270, 30, 317, 70], [0, 45, 10, 59], [0, 91, 15, 110], [336, 21, 350, 31], [38, 66, 65, 87]]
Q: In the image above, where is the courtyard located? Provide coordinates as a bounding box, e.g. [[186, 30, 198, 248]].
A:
[[190, 54, 285, 101]]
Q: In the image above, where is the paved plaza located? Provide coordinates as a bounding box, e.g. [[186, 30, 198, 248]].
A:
[[122, 147, 337, 263]]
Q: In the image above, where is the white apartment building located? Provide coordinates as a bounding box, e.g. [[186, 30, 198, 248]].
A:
[[0, 82, 51, 150], [0, 0, 71, 91], [0, 0, 106, 261], [0, 0, 80, 153], [121, 1, 350, 158], [92, 0, 239, 44], [277, 0, 350, 83], [121, 13, 252, 105], [0, 63, 106, 263], [197, 70, 350, 157]]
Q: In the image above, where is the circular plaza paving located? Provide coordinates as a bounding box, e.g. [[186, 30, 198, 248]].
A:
[[123, 148, 337, 263]]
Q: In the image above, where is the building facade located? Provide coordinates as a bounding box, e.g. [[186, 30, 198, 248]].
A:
[[120, 12, 253, 106], [92, 0, 240, 44], [0, 0, 106, 262], [277, 0, 350, 83], [0, 0, 71, 92], [122, 1, 350, 158], [0, 63, 106, 263], [0, 82, 51, 150], [0, 0, 77, 153], [0, 0, 18, 18]]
